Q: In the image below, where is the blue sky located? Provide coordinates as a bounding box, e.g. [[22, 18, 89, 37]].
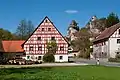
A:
[[0, 0, 120, 35]]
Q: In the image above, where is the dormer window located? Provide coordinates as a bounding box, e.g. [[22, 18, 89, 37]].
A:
[[117, 39, 120, 44], [42, 28, 44, 31]]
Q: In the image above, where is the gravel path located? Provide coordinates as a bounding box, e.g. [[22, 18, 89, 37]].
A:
[[0, 63, 88, 68]]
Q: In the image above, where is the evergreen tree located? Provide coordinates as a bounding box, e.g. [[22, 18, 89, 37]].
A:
[[106, 12, 119, 28], [68, 20, 79, 31]]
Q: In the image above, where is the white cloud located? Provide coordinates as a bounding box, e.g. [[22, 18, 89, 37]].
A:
[[65, 10, 78, 14]]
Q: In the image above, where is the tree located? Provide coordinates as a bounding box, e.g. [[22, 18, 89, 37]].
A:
[[27, 20, 34, 36], [106, 12, 119, 28], [43, 40, 57, 62], [71, 28, 91, 58], [15, 19, 34, 40], [46, 40, 58, 54], [0, 28, 14, 40], [16, 19, 27, 40]]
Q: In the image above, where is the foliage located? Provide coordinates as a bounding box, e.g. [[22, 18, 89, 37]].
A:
[[15, 19, 34, 40], [108, 57, 120, 62], [0, 28, 14, 40], [43, 53, 55, 62], [0, 66, 120, 80], [71, 28, 91, 58], [115, 54, 120, 59], [43, 40, 57, 62], [46, 41, 58, 54], [27, 20, 34, 36], [0, 40, 3, 52], [106, 12, 120, 28]]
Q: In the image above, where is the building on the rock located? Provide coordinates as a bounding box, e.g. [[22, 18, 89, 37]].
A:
[[67, 20, 79, 41]]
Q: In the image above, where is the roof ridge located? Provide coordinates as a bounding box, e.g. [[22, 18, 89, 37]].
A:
[[94, 22, 120, 42]]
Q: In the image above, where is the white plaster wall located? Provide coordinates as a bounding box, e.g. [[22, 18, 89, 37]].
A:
[[54, 55, 68, 62], [102, 41, 108, 54], [109, 38, 120, 58], [92, 40, 108, 58], [93, 45, 99, 53], [23, 54, 68, 62], [69, 52, 79, 56]]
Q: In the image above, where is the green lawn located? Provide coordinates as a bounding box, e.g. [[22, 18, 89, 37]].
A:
[[0, 65, 120, 80]]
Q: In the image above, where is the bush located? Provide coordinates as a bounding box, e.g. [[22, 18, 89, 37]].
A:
[[108, 57, 120, 62], [115, 54, 120, 59], [43, 53, 55, 63], [108, 58, 117, 62]]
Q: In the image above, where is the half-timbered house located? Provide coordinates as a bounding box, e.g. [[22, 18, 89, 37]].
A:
[[22, 16, 68, 62], [92, 23, 120, 59]]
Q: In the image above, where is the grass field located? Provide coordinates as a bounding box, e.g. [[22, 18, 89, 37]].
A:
[[0, 65, 120, 80]]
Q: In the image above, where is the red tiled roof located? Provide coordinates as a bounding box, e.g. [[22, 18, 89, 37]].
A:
[[94, 23, 120, 42], [2, 40, 25, 53]]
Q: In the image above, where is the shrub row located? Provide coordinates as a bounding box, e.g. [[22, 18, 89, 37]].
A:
[[108, 58, 120, 62]]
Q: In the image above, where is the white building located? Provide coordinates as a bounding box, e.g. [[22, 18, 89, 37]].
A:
[[92, 23, 120, 59]]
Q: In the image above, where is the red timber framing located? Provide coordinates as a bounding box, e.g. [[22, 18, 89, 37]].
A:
[[22, 16, 68, 55]]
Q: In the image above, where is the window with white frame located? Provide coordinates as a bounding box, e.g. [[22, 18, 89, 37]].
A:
[[42, 28, 45, 31], [119, 29, 120, 34], [51, 37, 55, 40], [45, 19, 48, 23], [48, 28, 51, 31], [29, 46, 33, 51], [27, 56, 30, 59], [38, 56, 42, 60], [38, 46, 42, 51], [60, 46, 64, 51], [59, 56, 63, 60], [117, 39, 120, 44], [37, 37, 41, 40]]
